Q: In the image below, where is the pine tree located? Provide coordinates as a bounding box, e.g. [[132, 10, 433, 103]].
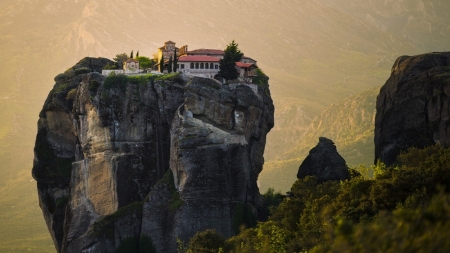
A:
[[173, 48, 178, 72], [159, 56, 164, 73], [130, 50, 134, 59], [218, 40, 243, 80], [168, 55, 173, 73], [136, 51, 139, 58]]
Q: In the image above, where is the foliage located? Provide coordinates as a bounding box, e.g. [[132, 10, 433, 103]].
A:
[[103, 62, 120, 70], [168, 55, 173, 73], [53, 83, 69, 94], [209, 145, 450, 252], [136, 56, 154, 69], [159, 56, 164, 73], [66, 88, 77, 100], [74, 67, 90, 76], [311, 191, 450, 253], [173, 48, 178, 72], [187, 229, 225, 253], [114, 53, 129, 68], [104, 74, 128, 91], [262, 188, 284, 215], [218, 40, 243, 80], [89, 80, 101, 92], [251, 68, 269, 86], [136, 51, 139, 58]]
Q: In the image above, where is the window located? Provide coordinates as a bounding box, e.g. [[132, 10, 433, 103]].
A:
[[200, 63, 204, 69], [215, 64, 218, 69], [195, 63, 199, 69], [205, 63, 209, 69], [177, 64, 179, 70], [210, 63, 214, 69], [190, 63, 194, 69], [181, 64, 185, 69]]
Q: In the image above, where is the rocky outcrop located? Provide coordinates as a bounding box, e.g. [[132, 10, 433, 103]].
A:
[[375, 52, 450, 166], [297, 137, 350, 183], [32, 57, 274, 253]]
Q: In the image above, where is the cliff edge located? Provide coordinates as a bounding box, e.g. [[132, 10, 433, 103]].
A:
[[375, 52, 450, 165], [32, 57, 274, 252]]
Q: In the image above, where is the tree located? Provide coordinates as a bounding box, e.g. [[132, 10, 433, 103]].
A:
[[136, 50, 139, 58], [136, 56, 154, 69], [188, 229, 225, 253], [173, 48, 178, 72], [159, 56, 164, 73], [168, 55, 173, 73], [130, 50, 134, 59], [218, 40, 243, 80], [113, 53, 128, 68]]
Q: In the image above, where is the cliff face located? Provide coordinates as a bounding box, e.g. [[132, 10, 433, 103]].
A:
[[32, 58, 274, 253], [375, 52, 450, 166]]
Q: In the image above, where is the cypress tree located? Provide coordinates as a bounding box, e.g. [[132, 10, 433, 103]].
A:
[[136, 51, 139, 58], [130, 50, 134, 59], [168, 56, 173, 73], [159, 56, 164, 73], [218, 40, 243, 80], [173, 48, 178, 72]]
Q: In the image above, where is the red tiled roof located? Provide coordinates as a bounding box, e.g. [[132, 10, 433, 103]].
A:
[[178, 56, 220, 62], [165, 40, 176, 44], [186, 49, 224, 55], [235, 62, 255, 68]]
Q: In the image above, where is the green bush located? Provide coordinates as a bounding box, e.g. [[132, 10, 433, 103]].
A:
[[74, 67, 91, 76], [104, 74, 128, 91], [219, 145, 450, 252], [188, 229, 225, 253], [66, 88, 77, 100]]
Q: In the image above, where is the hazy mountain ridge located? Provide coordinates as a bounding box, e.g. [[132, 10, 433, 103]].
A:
[[259, 87, 379, 192], [1, 1, 450, 251]]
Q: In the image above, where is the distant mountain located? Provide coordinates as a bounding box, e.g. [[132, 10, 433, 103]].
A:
[[0, 1, 449, 251], [259, 87, 379, 192]]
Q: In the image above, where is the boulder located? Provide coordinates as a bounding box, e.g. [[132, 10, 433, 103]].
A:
[[297, 137, 350, 183]]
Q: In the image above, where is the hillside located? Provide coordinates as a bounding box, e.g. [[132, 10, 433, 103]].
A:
[[0, 1, 449, 251], [259, 87, 379, 192]]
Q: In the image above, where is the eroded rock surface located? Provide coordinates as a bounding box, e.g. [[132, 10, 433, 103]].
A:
[[297, 137, 350, 183], [32, 57, 274, 253], [375, 52, 450, 165]]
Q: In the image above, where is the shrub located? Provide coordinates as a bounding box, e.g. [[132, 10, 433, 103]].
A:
[[66, 88, 77, 101], [188, 229, 225, 253], [74, 67, 91, 76], [104, 74, 128, 91]]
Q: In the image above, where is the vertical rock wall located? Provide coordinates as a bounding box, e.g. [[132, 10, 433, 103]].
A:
[[32, 58, 274, 253], [375, 52, 450, 165]]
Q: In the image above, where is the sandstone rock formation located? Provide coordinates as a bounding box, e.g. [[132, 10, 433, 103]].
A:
[[375, 52, 450, 166], [32, 57, 274, 252], [297, 137, 350, 183]]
